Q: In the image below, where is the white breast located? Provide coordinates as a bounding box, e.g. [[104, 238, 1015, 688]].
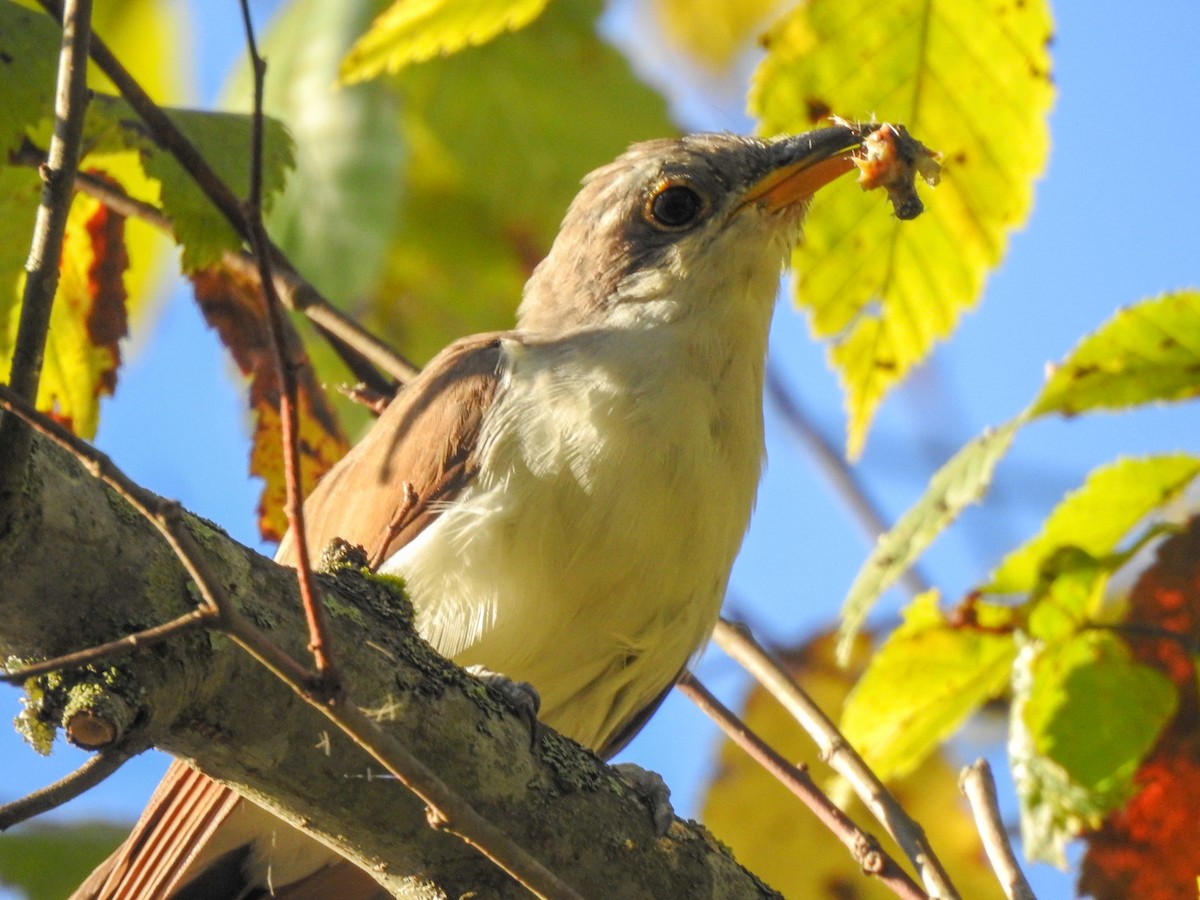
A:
[[381, 272, 777, 751]]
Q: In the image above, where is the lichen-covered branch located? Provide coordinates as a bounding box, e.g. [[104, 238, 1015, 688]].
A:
[[0, 429, 778, 899]]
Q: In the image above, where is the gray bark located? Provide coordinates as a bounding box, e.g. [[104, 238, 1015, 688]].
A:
[[0, 430, 778, 899]]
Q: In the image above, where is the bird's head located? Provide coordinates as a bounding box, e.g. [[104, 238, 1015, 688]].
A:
[[517, 128, 863, 335]]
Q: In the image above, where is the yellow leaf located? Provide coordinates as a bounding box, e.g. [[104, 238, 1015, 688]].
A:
[[2, 189, 129, 439], [340, 0, 553, 83], [701, 633, 1005, 898], [751, 0, 1055, 456], [88, 0, 189, 104], [652, 0, 785, 71]]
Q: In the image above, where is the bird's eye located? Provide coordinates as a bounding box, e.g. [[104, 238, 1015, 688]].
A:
[[646, 183, 706, 230]]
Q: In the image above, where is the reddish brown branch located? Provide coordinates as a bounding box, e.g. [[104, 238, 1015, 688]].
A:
[[677, 673, 927, 900], [236, 0, 338, 689]]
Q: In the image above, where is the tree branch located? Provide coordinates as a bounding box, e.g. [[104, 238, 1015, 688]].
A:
[[0, 0, 92, 496], [0, 424, 780, 899], [678, 674, 926, 900], [712, 619, 960, 900]]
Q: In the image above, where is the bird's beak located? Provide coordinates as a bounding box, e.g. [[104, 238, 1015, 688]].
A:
[[742, 127, 863, 212]]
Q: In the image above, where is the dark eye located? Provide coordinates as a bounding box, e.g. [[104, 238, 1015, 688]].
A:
[[647, 183, 706, 230]]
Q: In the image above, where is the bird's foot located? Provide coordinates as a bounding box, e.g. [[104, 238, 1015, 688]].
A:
[[613, 763, 674, 836], [466, 665, 543, 748]]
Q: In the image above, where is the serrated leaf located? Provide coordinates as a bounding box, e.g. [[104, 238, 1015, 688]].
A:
[[1033, 290, 1200, 417], [651, 0, 783, 71], [989, 455, 1200, 595], [702, 632, 1006, 900], [124, 99, 295, 271], [1012, 631, 1177, 865], [840, 592, 1016, 781], [751, 0, 1055, 456], [191, 265, 348, 540], [838, 416, 1024, 659], [223, 0, 405, 308], [340, 0, 553, 83]]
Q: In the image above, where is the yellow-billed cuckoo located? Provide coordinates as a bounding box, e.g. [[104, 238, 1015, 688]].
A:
[[75, 126, 890, 899]]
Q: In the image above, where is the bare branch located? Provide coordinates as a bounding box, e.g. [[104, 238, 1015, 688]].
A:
[[677, 673, 926, 900], [960, 760, 1036, 900], [237, 0, 338, 688], [711, 619, 960, 900], [0, 747, 136, 831]]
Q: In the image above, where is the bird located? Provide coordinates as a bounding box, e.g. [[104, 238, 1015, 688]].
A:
[[74, 126, 871, 899]]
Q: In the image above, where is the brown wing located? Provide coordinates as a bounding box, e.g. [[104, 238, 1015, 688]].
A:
[[276, 331, 506, 568], [75, 334, 509, 899]]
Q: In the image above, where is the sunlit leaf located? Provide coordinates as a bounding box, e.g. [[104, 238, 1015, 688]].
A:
[[0, 189, 129, 438], [1033, 290, 1200, 417], [191, 265, 348, 540], [702, 633, 1005, 899], [840, 592, 1016, 781], [838, 416, 1023, 659], [751, 0, 1055, 455], [340, 0, 553, 83], [652, 0, 784, 71], [989, 455, 1200, 595], [1012, 631, 1176, 865], [1080, 517, 1200, 899]]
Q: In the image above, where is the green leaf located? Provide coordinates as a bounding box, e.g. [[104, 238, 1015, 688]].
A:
[[0, 1, 59, 155], [340, 0, 553, 83], [223, 0, 405, 306], [751, 0, 1055, 456], [1012, 631, 1177, 865], [840, 593, 1017, 780], [125, 99, 295, 271], [1033, 290, 1200, 417], [989, 455, 1200, 595], [837, 416, 1024, 659]]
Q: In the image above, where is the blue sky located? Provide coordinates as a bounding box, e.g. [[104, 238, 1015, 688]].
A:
[[2, 1, 1198, 897]]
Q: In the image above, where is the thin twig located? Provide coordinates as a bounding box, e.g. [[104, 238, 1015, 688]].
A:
[[34, 0, 418, 390], [677, 674, 926, 900], [711, 619, 960, 900], [0, 383, 582, 900], [0, 608, 214, 684], [960, 760, 1036, 900], [765, 364, 929, 597], [0, 0, 93, 492], [0, 746, 137, 831], [237, 0, 337, 687]]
